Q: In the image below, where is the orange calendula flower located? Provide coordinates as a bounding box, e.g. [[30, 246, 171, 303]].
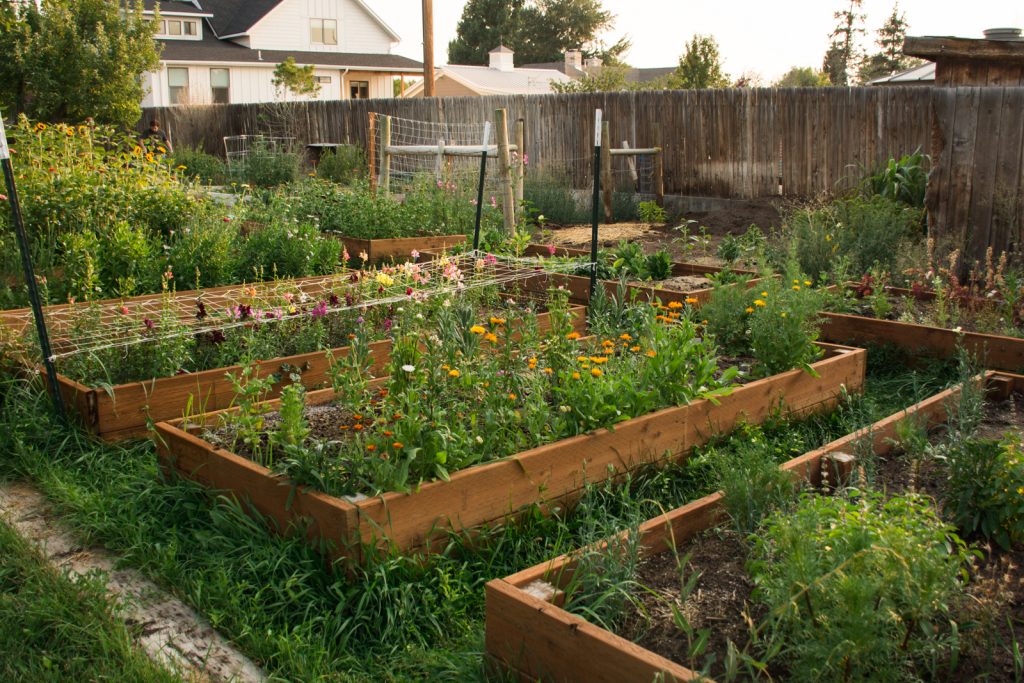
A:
[[745, 306, 755, 314], [484, 332, 498, 343], [382, 430, 394, 437], [392, 442, 403, 449], [508, 393, 517, 400], [571, 372, 581, 380], [566, 332, 581, 340], [339, 425, 350, 430], [601, 340, 615, 348], [489, 316, 506, 325], [646, 350, 657, 358], [544, 367, 553, 375], [591, 367, 603, 377], [448, 369, 461, 378], [667, 301, 684, 310], [685, 297, 699, 304], [366, 444, 376, 451], [630, 345, 641, 352], [353, 424, 363, 431], [592, 357, 608, 365], [619, 333, 632, 341], [470, 325, 485, 335]]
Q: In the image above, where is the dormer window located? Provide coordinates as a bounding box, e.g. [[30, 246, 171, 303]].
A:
[[156, 18, 201, 40], [310, 18, 337, 45]]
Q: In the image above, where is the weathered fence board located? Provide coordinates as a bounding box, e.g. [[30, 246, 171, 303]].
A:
[[142, 88, 933, 199]]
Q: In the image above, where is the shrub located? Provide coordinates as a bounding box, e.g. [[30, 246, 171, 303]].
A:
[[233, 221, 341, 280], [715, 438, 799, 534], [235, 141, 302, 187], [701, 279, 755, 356], [170, 147, 227, 185], [638, 200, 666, 224], [165, 216, 240, 289], [748, 276, 824, 376], [523, 169, 586, 225], [315, 145, 365, 185], [750, 492, 972, 682], [943, 434, 1024, 550], [61, 222, 161, 300]]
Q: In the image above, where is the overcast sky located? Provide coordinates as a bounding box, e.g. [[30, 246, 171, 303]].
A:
[[372, 0, 1023, 81]]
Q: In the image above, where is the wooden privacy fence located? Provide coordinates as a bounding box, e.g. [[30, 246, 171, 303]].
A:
[[928, 86, 1024, 266], [142, 87, 933, 199]]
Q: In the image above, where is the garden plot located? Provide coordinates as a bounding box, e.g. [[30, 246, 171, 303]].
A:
[[2, 260, 584, 440], [486, 372, 1024, 682], [822, 283, 1024, 373], [155, 287, 864, 563]]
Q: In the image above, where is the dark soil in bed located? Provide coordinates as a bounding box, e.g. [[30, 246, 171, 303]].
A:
[[850, 295, 1024, 339], [616, 393, 1024, 680]]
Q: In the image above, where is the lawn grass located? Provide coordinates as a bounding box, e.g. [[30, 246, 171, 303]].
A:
[[0, 519, 179, 682], [0, 345, 959, 681]]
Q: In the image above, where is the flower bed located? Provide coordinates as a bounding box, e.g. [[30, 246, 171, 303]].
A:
[[155, 299, 864, 563], [822, 283, 1024, 373], [3, 264, 584, 440], [485, 371, 1021, 682]]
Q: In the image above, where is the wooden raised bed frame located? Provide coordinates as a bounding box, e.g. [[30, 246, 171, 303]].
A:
[[485, 370, 1024, 683], [38, 304, 586, 441], [337, 234, 466, 263], [154, 344, 866, 565], [821, 285, 1024, 373]]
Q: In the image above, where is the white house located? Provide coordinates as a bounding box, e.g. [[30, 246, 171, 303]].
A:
[[404, 46, 573, 97], [142, 0, 422, 107]]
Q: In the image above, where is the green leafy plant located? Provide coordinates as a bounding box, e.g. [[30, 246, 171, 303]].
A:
[[170, 147, 227, 185], [750, 492, 972, 682], [715, 438, 799, 534], [315, 145, 365, 185], [235, 140, 302, 188], [748, 276, 824, 376], [638, 200, 666, 224], [941, 434, 1024, 550], [864, 151, 929, 209]]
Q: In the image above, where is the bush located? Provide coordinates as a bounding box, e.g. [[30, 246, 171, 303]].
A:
[[783, 196, 923, 282], [315, 145, 365, 185], [165, 216, 240, 289], [233, 221, 341, 280], [748, 276, 824, 376], [864, 151, 928, 209], [750, 493, 971, 682], [61, 222, 161, 300], [523, 169, 586, 225], [943, 434, 1024, 549], [235, 142, 302, 188], [170, 147, 227, 185]]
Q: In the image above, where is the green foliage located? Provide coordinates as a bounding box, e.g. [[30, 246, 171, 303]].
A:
[[701, 279, 757, 355], [170, 147, 227, 185], [750, 492, 972, 682], [783, 195, 923, 282], [941, 436, 1024, 549], [0, 520, 179, 682], [0, 0, 160, 127], [523, 171, 586, 224], [233, 220, 342, 279], [607, 241, 673, 282], [271, 384, 311, 450], [859, 5, 916, 82], [234, 141, 302, 188], [774, 66, 832, 87], [749, 276, 824, 376], [165, 216, 240, 289], [864, 151, 929, 209], [447, 0, 620, 67], [62, 221, 160, 299], [822, 0, 866, 86], [314, 145, 365, 185], [551, 63, 631, 93], [715, 439, 799, 535], [272, 57, 320, 98], [668, 35, 730, 89], [638, 200, 666, 224]]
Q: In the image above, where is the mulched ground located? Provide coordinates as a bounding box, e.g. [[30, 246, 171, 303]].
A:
[[616, 393, 1024, 680]]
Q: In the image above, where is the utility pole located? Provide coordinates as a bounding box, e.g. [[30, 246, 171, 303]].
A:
[[422, 0, 435, 97]]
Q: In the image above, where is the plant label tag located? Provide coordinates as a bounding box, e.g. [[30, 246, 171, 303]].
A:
[[594, 109, 602, 147], [0, 117, 8, 161]]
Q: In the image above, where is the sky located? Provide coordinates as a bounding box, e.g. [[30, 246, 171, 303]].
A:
[[371, 0, 1023, 82]]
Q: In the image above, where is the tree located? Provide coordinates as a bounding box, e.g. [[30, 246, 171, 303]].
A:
[[447, 0, 621, 66], [822, 0, 865, 86], [775, 66, 832, 87], [272, 57, 320, 99], [0, 0, 160, 127], [668, 35, 729, 89], [859, 4, 916, 82], [551, 63, 630, 93]]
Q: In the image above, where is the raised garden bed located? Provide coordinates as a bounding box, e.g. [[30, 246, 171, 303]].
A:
[[154, 343, 864, 564], [336, 234, 466, 263], [485, 371, 1023, 682], [822, 284, 1024, 372]]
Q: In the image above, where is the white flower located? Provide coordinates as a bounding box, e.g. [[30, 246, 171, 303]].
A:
[[475, 435, 484, 444], [401, 364, 416, 373]]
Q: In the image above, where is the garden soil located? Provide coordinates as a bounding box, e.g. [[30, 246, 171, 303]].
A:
[[0, 481, 265, 683]]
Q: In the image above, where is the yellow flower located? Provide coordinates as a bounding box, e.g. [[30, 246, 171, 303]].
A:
[[804, 280, 812, 286], [571, 371, 581, 380], [544, 367, 553, 375], [745, 306, 754, 314], [646, 350, 657, 358], [470, 325, 486, 335], [754, 299, 766, 307], [484, 332, 498, 344], [667, 301, 684, 310], [35, 122, 47, 131], [792, 285, 801, 291], [591, 367, 603, 377], [760, 291, 768, 297], [448, 369, 461, 378], [145, 152, 155, 163], [601, 340, 615, 348], [592, 357, 608, 364], [65, 128, 75, 138], [528, 357, 538, 368], [685, 297, 699, 305], [577, 356, 590, 363], [375, 272, 394, 287], [781, 312, 788, 318], [792, 279, 799, 284], [566, 331, 581, 340], [175, 165, 187, 171], [489, 316, 506, 326]]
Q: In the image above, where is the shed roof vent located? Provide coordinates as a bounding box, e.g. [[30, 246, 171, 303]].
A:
[[983, 27, 1023, 41]]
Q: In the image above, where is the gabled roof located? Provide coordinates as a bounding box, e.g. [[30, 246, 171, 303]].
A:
[[405, 64, 572, 97], [157, 30, 421, 71], [143, 0, 211, 16], [199, 0, 400, 42], [868, 62, 935, 85]]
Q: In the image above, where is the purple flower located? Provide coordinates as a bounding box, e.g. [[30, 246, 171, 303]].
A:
[[329, 293, 339, 306], [310, 301, 328, 319], [195, 301, 207, 320], [143, 318, 155, 331], [382, 318, 393, 332], [238, 304, 252, 320], [345, 293, 354, 307], [356, 316, 365, 324]]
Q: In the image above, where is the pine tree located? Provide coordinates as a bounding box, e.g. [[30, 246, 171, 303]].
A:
[[859, 4, 914, 82], [822, 0, 865, 86]]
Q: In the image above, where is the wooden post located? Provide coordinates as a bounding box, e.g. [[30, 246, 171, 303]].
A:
[[622, 140, 638, 187], [600, 119, 612, 222], [652, 122, 664, 208], [380, 114, 392, 193], [514, 118, 525, 214], [422, 0, 435, 97], [435, 138, 445, 182], [496, 108, 516, 235], [368, 113, 377, 193]]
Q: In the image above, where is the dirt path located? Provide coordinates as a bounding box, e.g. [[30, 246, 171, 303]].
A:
[[0, 480, 266, 683]]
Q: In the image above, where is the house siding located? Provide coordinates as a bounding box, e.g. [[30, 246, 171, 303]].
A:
[[429, 76, 479, 98], [245, 0, 393, 54]]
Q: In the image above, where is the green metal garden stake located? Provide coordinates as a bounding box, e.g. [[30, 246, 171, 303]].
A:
[[0, 116, 67, 424], [473, 121, 491, 252]]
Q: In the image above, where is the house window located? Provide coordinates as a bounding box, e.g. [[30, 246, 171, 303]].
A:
[[315, 76, 332, 84], [210, 68, 229, 104], [350, 80, 369, 99], [156, 18, 199, 39], [310, 18, 337, 45], [167, 67, 189, 104]]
